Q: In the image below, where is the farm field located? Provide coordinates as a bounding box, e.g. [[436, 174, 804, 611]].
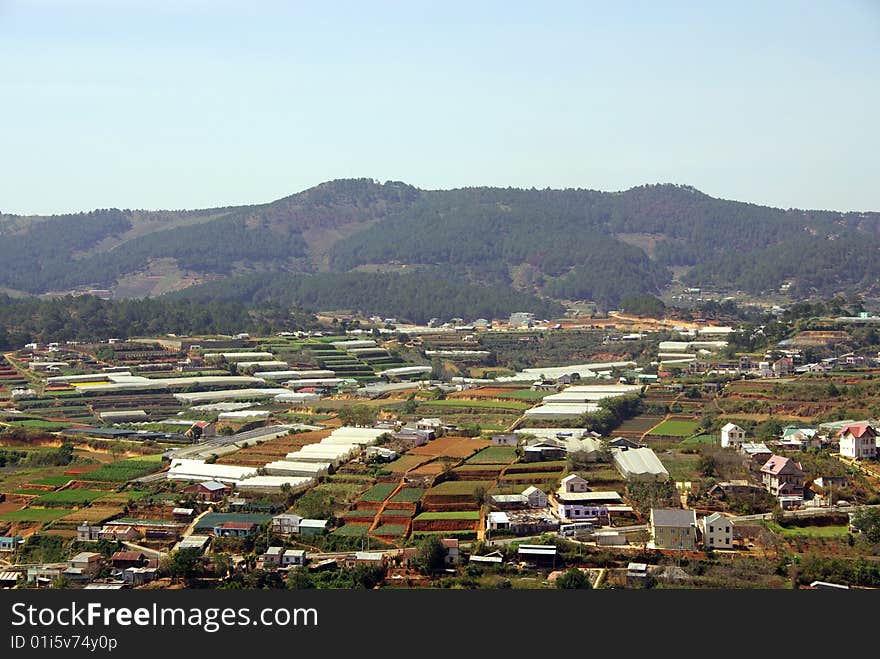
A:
[[388, 488, 424, 503], [0, 507, 72, 522], [81, 454, 164, 482], [358, 483, 399, 503], [615, 415, 664, 435], [409, 436, 490, 459], [648, 419, 700, 437], [465, 446, 518, 464], [414, 511, 481, 521], [330, 524, 370, 537], [768, 523, 850, 538], [33, 490, 108, 507], [216, 430, 328, 466], [679, 434, 719, 446], [425, 480, 492, 496], [418, 399, 530, 411], [658, 452, 702, 481], [383, 455, 431, 474], [58, 505, 123, 525]]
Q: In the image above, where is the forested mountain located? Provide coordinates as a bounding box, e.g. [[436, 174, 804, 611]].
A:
[[167, 270, 565, 325], [2, 179, 878, 306]]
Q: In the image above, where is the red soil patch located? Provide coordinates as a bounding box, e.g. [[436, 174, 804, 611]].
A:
[[409, 436, 490, 459]]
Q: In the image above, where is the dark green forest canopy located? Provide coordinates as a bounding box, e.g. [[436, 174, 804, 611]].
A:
[[3, 179, 879, 304], [167, 270, 566, 325]]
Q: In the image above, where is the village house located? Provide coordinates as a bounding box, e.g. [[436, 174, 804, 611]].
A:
[[183, 480, 231, 502], [560, 474, 590, 493], [123, 567, 158, 587], [491, 433, 520, 446], [739, 442, 773, 464], [441, 539, 460, 566], [650, 508, 697, 551], [298, 519, 329, 536], [76, 522, 102, 542], [522, 486, 548, 508], [760, 455, 805, 497], [522, 442, 566, 462], [271, 513, 303, 534], [720, 423, 746, 448], [98, 525, 139, 542], [212, 521, 257, 537], [68, 552, 104, 579], [0, 536, 22, 552], [110, 552, 149, 571], [773, 356, 794, 376], [837, 422, 877, 460], [262, 547, 306, 568], [700, 512, 734, 549]]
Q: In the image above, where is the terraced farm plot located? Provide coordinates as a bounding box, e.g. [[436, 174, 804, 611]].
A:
[[383, 455, 431, 474], [343, 509, 377, 520], [504, 460, 567, 474], [409, 436, 490, 459], [359, 483, 398, 503], [466, 446, 518, 464], [679, 434, 718, 446], [33, 490, 108, 507], [380, 508, 413, 518], [415, 510, 481, 521], [615, 415, 664, 435], [388, 488, 424, 503], [330, 524, 370, 537], [658, 452, 701, 481], [217, 429, 329, 466], [0, 507, 72, 522], [79, 454, 164, 482], [418, 399, 530, 411], [500, 471, 564, 485], [58, 505, 123, 525], [412, 510, 480, 532], [30, 476, 76, 487], [372, 524, 406, 536], [648, 419, 700, 437]]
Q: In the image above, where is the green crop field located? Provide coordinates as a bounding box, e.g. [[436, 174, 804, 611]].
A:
[[79, 454, 164, 482], [426, 481, 493, 496], [389, 488, 424, 503], [679, 434, 718, 446], [372, 524, 406, 535], [7, 420, 70, 430], [33, 489, 108, 507], [767, 523, 849, 538], [494, 389, 548, 401], [0, 508, 73, 522], [331, 524, 370, 536], [648, 419, 699, 437], [420, 399, 530, 411], [359, 483, 398, 502], [380, 509, 412, 518], [414, 511, 481, 520], [466, 446, 518, 464], [30, 476, 75, 487]]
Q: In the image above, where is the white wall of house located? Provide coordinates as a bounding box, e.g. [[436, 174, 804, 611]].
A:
[[721, 425, 745, 448], [701, 517, 733, 548], [839, 434, 877, 459]]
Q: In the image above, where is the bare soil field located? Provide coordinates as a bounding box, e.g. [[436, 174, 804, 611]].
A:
[[409, 436, 489, 459]]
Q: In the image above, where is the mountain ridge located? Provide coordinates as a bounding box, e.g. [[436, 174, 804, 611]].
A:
[[2, 178, 878, 306]]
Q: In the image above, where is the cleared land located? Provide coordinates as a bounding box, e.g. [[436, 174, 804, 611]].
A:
[[409, 436, 490, 459], [648, 419, 700, 437]]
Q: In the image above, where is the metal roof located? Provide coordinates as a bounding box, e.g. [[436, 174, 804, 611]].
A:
[[650, 508, 696, 528]]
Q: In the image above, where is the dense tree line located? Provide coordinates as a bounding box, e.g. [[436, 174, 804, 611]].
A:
[[0, 294, 267, 345], [169, 270, 565, 324], [4, 180, 879, 301]]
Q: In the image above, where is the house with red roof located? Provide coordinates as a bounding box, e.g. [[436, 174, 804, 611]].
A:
[[760, 455, 805, 497], [838, 423, 877, 460]]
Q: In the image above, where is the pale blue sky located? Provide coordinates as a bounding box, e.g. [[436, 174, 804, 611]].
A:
[[1, 0, 878, 215]]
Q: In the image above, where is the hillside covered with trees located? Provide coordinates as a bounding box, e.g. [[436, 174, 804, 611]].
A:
[[2, 179, 879, 306]]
